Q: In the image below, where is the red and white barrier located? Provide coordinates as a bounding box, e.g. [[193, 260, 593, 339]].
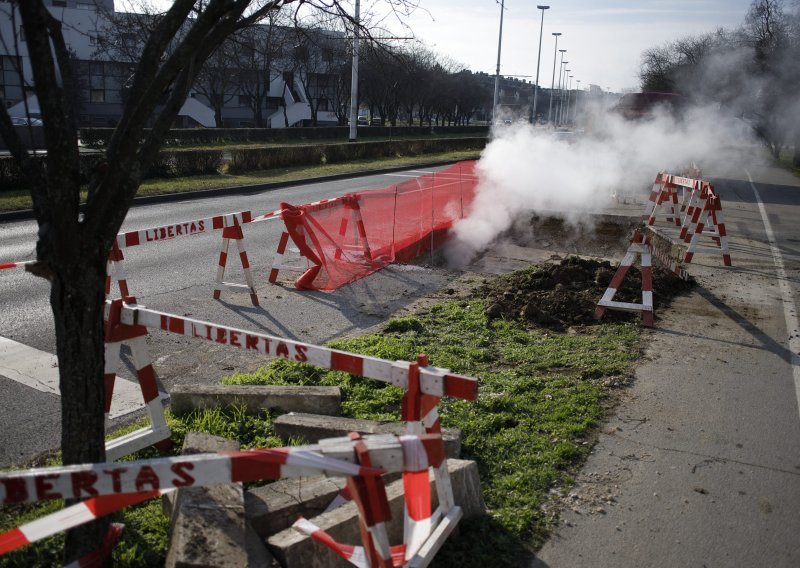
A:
[[594, 230, 654, 327], [102, 298, 477, 459], [642, 172, 681, 227], [0, 260, 34, 271], [682, 190, 731, 266], [334, 195, 374, 262], [212, 222, 259, 306], [0, 433, 451, 561], [115, 211, 255, 250]]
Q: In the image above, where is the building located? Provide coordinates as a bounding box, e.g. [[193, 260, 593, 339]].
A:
[[0, 0, 343, 128]]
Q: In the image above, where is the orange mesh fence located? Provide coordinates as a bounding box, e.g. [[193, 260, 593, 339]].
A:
[[280, 160, 478, 290]]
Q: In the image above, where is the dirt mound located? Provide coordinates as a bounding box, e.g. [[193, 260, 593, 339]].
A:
[[480, 256, 694, 328]]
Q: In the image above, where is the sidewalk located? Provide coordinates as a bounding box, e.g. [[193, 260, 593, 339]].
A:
[[534, 161, 800, 567]]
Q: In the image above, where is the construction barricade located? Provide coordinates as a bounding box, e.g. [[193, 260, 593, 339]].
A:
[[112, 210, 262, 304], [270, 161, 478, 291], [0, 432, 464, 567], [641, 169, 732, 267], [102, 297, 478, 460], [595, 229, 654, 327]]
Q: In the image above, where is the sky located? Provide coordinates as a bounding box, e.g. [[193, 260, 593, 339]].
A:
[[118, 0, 758, 93], [374, 0, 756, 92]]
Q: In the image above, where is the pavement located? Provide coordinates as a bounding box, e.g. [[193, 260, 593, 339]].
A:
[[533, 156, 800, 567]]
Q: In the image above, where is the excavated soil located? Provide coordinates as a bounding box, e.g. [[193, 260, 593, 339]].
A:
[[480, 255, 695, 329]]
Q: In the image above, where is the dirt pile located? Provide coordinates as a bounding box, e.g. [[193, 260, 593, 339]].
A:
[[480, 256, 694, 328]]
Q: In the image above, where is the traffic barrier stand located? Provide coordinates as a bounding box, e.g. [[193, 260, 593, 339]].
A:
[[212, 217, 259, 306], [295, 431, 461, 567], [105, 240, 131, 300], [334, 195, 374, 262], [100, 298, 478, 459], [642, 172, 681, 227], [0, 433, 458, 566], [683, 190, 731, 266], [594, 230, 654, 327], [103, 298, 171, 461], [676, 178, 711, 240], [268, 226, 316, 284]]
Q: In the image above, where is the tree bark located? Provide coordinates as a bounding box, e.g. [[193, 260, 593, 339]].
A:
[[794, 133, 800, 167]]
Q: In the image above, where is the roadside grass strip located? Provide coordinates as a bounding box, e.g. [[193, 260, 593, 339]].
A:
[[0, 290, 639, 567]]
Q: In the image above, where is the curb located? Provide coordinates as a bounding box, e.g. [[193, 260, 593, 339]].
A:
[[0, 159, 472, 224]]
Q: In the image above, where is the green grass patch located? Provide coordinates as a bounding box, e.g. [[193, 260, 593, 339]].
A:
[[0, 149, 480, 213], [1, 284, 639, 567], [778, 146, 800, 177]]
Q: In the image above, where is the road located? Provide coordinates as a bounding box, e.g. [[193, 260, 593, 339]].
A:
[[0, 166, 462, 467], [534, 150, 800, 567]]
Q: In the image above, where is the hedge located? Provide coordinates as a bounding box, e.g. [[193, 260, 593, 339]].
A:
[[0, 137, 486, 191], [78, 125, 489, 148]]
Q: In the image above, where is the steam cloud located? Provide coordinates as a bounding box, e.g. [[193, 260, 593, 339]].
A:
[[444, 103, 758, 269]]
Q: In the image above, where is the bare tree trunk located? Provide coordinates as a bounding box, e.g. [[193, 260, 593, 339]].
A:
[[794, 134, 800, 167], [50, 252, 109, 560]]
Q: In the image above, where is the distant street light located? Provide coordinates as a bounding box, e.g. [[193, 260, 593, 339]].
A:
[[574, 79, 581, 123], [348, 0, 360, 141], [547, 32, 561, 123], [555, 49, 566, 125], [492, 0, 506, 122], [530, 5, 550, 125], [565, 74, 573, 125], [558, 60, 568, 125]]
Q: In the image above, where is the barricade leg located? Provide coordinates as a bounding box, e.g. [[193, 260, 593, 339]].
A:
[[594, 232, 654, 327], [213, 225, 259, 305], [105, 241, 131, 300]]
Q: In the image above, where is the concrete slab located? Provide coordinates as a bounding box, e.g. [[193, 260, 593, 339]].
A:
[[272, 412, 462, 458], [169, 384, 341, 416], [267, 459, 483, 568], [164, 432, 272, 568]]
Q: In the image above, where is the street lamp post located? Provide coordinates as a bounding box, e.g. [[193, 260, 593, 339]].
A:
[[565, 74, 573, 125], [530, 5, 550, 125], [574, 79, 581, 125], [558, 60, 568, 125], [555, 50, 566, 125], [547, 32, 561, 124], [348, 0, 360, 141], [492, 0, 506, 122]]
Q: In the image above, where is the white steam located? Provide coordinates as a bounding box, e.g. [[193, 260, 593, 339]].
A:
[[445, 104, 757, 268]]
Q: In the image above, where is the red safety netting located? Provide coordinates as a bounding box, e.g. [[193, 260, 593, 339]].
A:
[[280, 160, 478, 290]]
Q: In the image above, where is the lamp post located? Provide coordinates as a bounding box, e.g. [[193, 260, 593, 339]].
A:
[[558, 60, 568, 125], [547, 32, 561, 124], [574, 79, 581, 125], [565, 74, 573, 125], [348, 0, 360, 141], [530, 5, 550, 125], [492, 0, 506, 122], [555, 50, 566, 125]]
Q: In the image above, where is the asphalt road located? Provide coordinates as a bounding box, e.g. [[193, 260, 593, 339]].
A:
[[534, 150, 800, 567], [0, 166, 463, 467]]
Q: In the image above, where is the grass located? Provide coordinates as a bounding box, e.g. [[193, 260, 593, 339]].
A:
[[0, 148, 481, 213], [0, 287, 640, 567]]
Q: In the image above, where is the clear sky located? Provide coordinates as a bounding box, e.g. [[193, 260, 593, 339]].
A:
[[379, 0, 756, 92]]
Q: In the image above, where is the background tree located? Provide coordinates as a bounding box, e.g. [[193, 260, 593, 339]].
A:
[[193, 38, 238, 127], [638, 0, 800, 163], [0, 0, 406, 562]]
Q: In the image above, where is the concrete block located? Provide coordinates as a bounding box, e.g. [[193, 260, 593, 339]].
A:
[[169, 384, 341, 416], [267, 459, 484, 568], [164, 432, 273, 568], [246, 475, 347, 538], [273, 412, 462, 458]]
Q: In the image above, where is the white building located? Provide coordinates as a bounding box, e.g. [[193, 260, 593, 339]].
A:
[[0, 0, 342, 128]]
